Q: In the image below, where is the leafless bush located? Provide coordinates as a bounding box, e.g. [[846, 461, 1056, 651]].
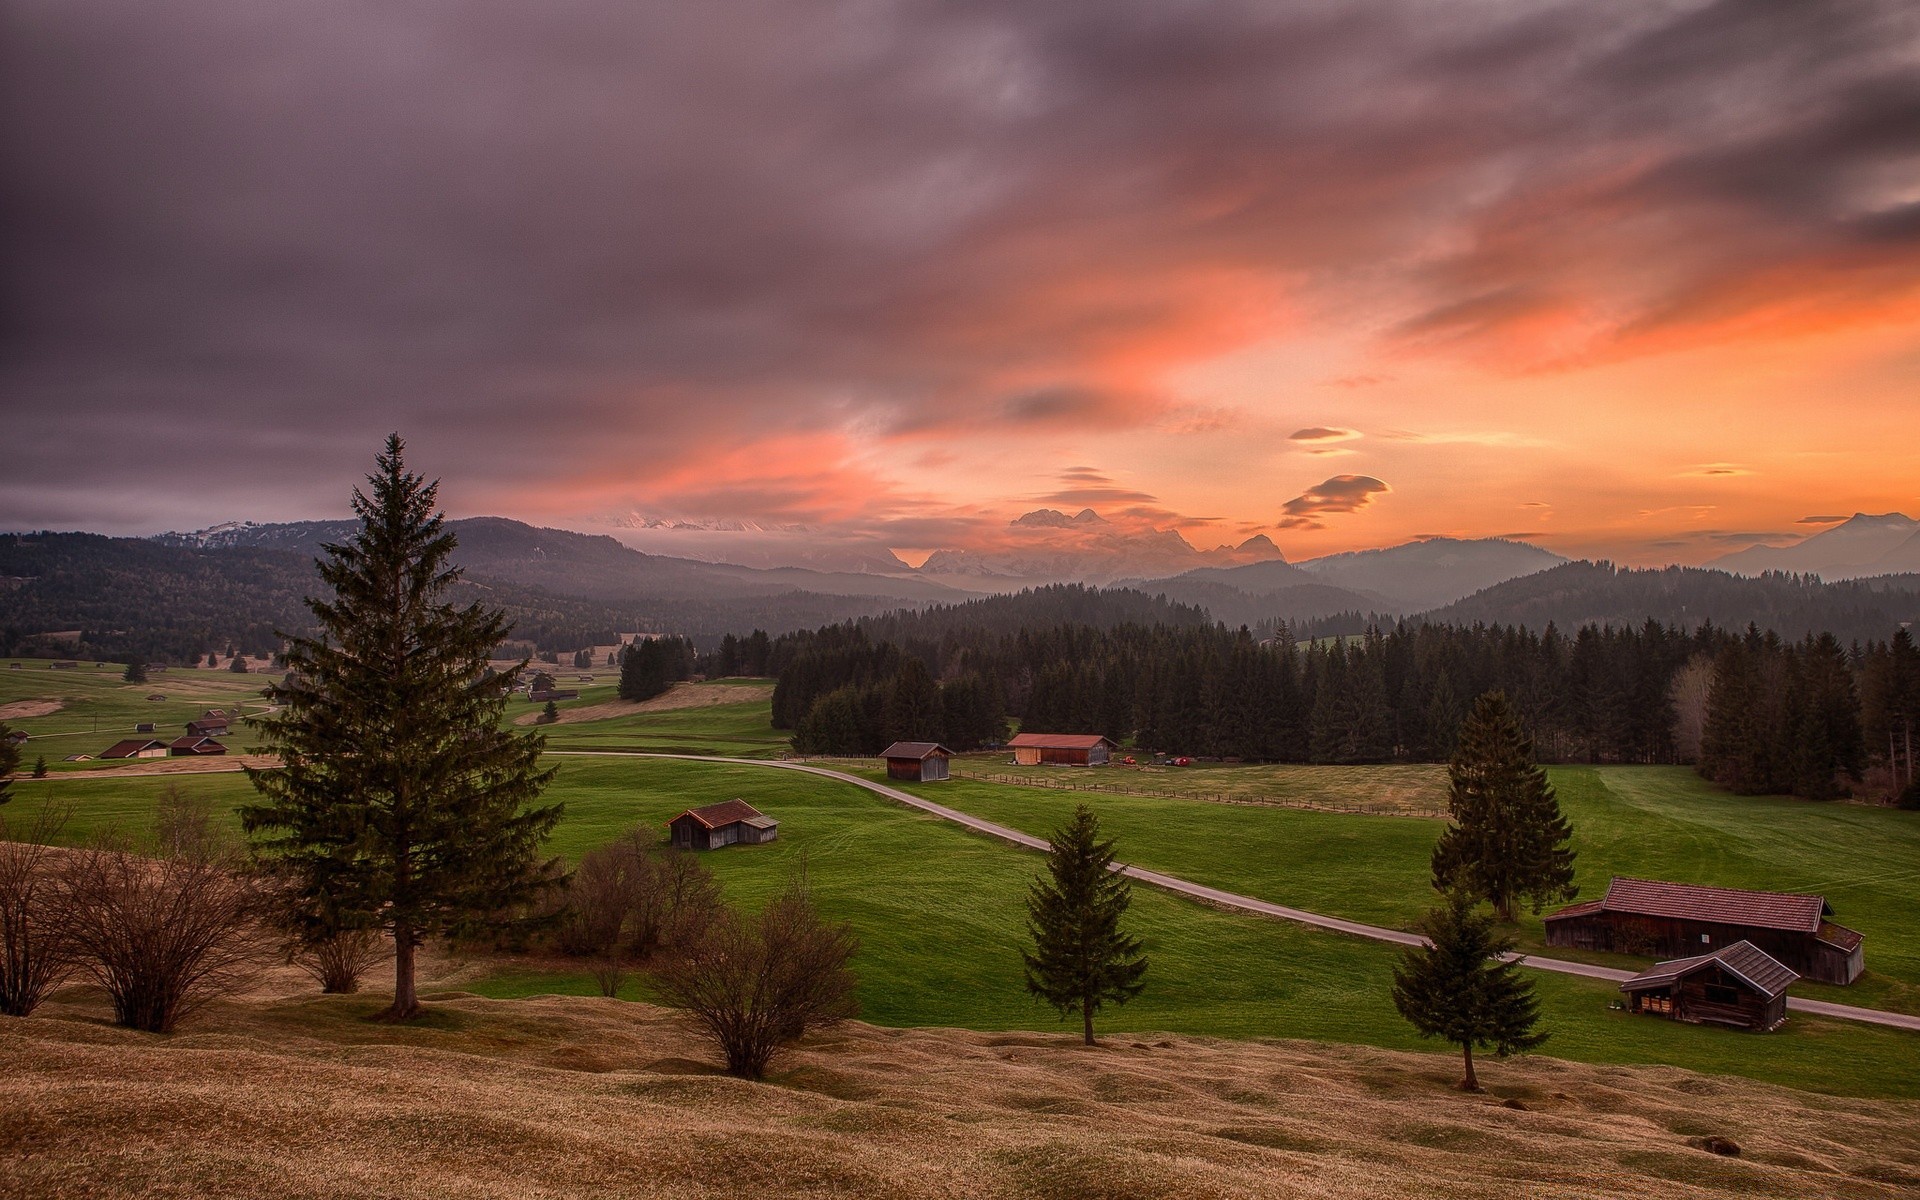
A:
[[154, 784, 231, 863], [56, 838, 272, 1033], [557, 831, 724, 995], [290, 927, 385, 994], [650, 869, 859, 1079], [0, 807, 74, 1016]]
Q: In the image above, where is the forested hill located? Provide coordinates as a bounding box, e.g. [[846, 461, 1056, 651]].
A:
[[1416, 562, 1920, 645], [0, 531, 910, 663], [855, 584, 1210, 644]]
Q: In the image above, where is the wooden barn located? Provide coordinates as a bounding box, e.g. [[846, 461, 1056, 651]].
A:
[[169, 735, 228, 757], [1619, 940, 1797, 1032], [101, 738, 169, 760], [667, 799, 779, 850], [880, 741, 953, 782], [1008, 733, 1118, 766], [185, 718, 230, 738], [529, 689, 579, 703], [1546, 876, 1864, 985]]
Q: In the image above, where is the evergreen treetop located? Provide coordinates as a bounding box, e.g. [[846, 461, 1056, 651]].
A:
[[241, 434, 562, 1020], [1430, 690, 1576, 920], [1023, 804, 1147, 1045]]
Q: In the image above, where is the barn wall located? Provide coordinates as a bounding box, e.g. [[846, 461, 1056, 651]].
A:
[[1547, 913, 1858, 984]]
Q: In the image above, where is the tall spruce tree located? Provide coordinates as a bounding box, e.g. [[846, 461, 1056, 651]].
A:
[[1430, 691, 1576, 921], [1391, 890, 1546, 1090], [1023, 804, 1147, 1045], [241, 435, 561, 1019]]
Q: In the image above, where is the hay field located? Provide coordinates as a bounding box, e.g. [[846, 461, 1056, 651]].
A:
[[4, 984, 1917, 1199]]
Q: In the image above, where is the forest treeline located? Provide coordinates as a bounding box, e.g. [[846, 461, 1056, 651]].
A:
[[767, 586, 1920, 802]]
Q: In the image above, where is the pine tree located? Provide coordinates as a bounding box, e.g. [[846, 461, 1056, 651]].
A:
[[1430, 691, 1576, 921], [1023, 804, 1147, 1045], [31, 756, 47, 779], [123, 660, 147, 683], [241, 435, 562, 1020], [540, 700, 560, 725], [1391, 890, 1546, 1090]]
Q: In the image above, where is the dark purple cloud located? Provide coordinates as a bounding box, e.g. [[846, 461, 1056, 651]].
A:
[[1, 0, 1915, 533], [1278, 474, 1390, 529]]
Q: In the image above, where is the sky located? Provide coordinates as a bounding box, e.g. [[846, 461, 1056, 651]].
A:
[[4, 0, 1919, 565]]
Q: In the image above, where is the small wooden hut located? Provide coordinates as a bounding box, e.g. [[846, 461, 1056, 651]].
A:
[[668, 799, 779, 850], [1619, 940, 1796, 1031], [880, 741, 954, 782], [169, 735, 228, 757], [1007, 733, 1117, 766]]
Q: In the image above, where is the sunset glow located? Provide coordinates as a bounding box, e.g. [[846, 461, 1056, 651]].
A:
[[5, 1, 1918, 565]]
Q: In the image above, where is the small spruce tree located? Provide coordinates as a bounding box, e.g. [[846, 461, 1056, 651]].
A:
[[0, 724, 18, 804], [1023, 804, 1147, 1045], [1431, 691, 1576, 920], [540, 700, 560, 725], [123, 661, 147, 683], [1391, 890, 1546, 1090], [242, 435, 563, 1020], [31, 756, 48, 779]]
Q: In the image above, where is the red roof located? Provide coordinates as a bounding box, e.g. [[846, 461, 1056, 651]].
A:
[[101, 738, 168, 758], [669, 799, 768, 830], [1549, 876, 1830, 934], [1007, 733, 1115, 750]]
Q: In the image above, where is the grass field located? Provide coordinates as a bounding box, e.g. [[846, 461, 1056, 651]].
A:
[[937, 757, 1452, 816], [0, 658, 277, 769], [7, 670, 1918, 1097]]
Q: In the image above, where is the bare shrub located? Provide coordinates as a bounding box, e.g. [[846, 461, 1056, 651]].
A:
[[154, 783, 230, 862], [556, 831, 724, 996], [0, 807, 74, 1016], [290, 927, 385, 994], [57, 838, 272, 1033], [651, 869, 858, 1079]]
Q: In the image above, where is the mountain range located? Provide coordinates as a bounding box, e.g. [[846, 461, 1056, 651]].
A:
[[1708, 513, 1920, 580]]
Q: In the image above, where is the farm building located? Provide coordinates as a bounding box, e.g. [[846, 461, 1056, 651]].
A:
[[62, 754, 91, 763], [146, 694, 167, 701], [3, 730, 25, 747], [169, 736, 228, 757], [529, 689, 579, 703], [1545, 877, 1864, 985], [50, 661, 77, 670], [1008, 733, 1118, 766], [880, 741, 953, 782], [101, 738, 169, 760], [1619, 940, 1797, 1032], [667, 799, 779, 850], [145, 664, 169, 674], [135, 723, 155, 733]]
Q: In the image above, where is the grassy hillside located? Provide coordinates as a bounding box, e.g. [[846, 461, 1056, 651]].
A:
[[9, 990, 1917, 1199]]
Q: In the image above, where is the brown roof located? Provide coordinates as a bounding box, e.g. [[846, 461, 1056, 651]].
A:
[[1620, 940, 1799, 1000], [670, 799, 769, 830], [101, 738, 168, 758], [1007, 733, 1115, 750], [1547, 877, 1830, 934], [1819, 921, 1865, 953], [169, 736, 226, 752], [880, 741, 953, 760]]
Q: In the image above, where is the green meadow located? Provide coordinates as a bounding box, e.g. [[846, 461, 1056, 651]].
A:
[[6, 667, 1918, 1097]]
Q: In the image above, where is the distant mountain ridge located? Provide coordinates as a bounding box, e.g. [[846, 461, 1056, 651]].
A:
[[919, 509, 1286, 585], [1709, 513, 1920, 580]]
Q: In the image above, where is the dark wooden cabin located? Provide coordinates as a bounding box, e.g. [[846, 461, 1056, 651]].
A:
[[667, 799, 779, 850], [186, 718, 230, 738], [1546, 876, 1864, 985], [1620, 940, 1796, 1031], [880, 741, 954, 781], [169, 735, 228, 757], [1008, 733, 1117, 766]]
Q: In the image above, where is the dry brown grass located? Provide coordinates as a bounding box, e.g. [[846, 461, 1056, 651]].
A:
[[512, 681, 774, 727], [0, 699, 63, 720], [4, 974, 1917, 1199], [55, 754, 281, 780]]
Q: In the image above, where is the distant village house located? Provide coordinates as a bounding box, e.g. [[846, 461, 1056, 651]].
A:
[[186, 718, 230, 738], [1008, 733, 1118, 766], [101, 738, 169, 760], [1619, 941, 1797, 1032], [1546, 877, 1863, 985], [881, 741, 953, 782], [667, 799, 779, 850], [169, 735, 228, 757]]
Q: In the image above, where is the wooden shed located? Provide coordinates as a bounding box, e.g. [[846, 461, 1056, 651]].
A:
[[185, 718, 230, 738], [880, 741, 954, 782], [101, 738, 169, 760], [1620, 940, 1796, 1031], [169, 735, 228, 757], [1546, 876, 1864, 985], [1008, 733, 1117, 766], [668, 799, 779, 850]]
